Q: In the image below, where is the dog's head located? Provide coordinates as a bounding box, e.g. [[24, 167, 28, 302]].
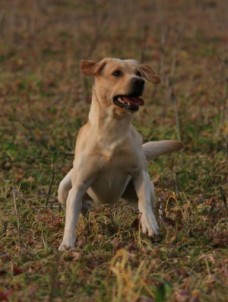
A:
[[80, 58, 161, 112]]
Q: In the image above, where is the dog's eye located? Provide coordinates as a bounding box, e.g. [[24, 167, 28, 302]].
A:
[[112, 70, 123, 77], [136, 71, 142, 77]]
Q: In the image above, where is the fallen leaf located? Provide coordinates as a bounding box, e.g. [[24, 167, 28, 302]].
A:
[[135, 295, 154, 302]]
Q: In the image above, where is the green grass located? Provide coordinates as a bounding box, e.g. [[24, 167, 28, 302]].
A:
[[0, 0, 227, 301]]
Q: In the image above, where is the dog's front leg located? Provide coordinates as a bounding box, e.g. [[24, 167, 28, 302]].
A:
[[133, 170, 159, 236], [59, 180, 90, 251], [58, 169, 72, 206]]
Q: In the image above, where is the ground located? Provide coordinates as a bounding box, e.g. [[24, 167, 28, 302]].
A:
[[0, 0, 227, 301]]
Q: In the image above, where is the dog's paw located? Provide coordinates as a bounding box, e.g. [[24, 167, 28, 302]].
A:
[[57, 189, 67, 206], [58, 241, 75, 251], [58, 196, 66, 207], [140, 211, 159, 237], [58, 235, 76, 251]]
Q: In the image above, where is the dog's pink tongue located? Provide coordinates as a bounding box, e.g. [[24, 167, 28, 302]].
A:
[[122, 96, 144, 106]]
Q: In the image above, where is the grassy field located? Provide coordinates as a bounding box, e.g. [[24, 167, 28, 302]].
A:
[[0, 0, 227, 301]]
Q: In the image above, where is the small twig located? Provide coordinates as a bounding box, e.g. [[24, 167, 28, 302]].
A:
[[34, 204, 61, 209], [226, 140, 228, 160], [174, 172, 180, 199], [166, 48, 181, 141], [48, 253, 60, 302], [140, 24, 149, 63], [45, 165, 55, 208], [0, 10, 5, 36], [219, 186, 227, 209], [63, 150, 74, 156], [171, 49, 177, 77], [158, 197, 164, 223], [86, 12, 108, 58], [1, 221, 8, 235], [8, 113, 34, 139], [159, 27, 170, 87], [215, 56, 228, 129], [171, 91, 181, 141], [12, 187, 21, 247]]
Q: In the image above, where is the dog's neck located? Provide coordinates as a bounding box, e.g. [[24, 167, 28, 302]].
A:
[[88, 87, 133, 141]]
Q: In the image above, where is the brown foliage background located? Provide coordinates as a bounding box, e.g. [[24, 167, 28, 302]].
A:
[[0, 1, 227, 301]]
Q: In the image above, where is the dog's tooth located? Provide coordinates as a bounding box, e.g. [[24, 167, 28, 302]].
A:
[[119, 97, 125, 104]]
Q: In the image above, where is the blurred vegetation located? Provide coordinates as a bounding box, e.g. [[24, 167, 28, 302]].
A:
[[0, 0, 227, 301]]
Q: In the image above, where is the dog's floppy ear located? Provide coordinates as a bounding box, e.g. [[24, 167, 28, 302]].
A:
[[139, 64, 161, 84], [80, 59, 107, 76]]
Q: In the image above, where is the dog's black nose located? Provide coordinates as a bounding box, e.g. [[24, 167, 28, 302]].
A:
[[132, 77, 145, 91]]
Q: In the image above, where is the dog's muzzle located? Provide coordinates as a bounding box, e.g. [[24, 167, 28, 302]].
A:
[[113, 95, 144, 112], [113, 77, 145, 112], [132, 77, 145, 94]]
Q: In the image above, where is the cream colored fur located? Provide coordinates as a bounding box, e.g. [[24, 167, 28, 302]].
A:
[[58, 58, 183, 251]]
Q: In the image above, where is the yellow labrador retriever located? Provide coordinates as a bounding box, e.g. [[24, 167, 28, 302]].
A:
[[58, 58, 183, 251]]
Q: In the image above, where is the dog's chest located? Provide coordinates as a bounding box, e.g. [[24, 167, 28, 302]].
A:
[[102, 143, 125, 162], [89, 167, 130, 203], [86, 140, 139, 204], [99, 139, 136, 167]]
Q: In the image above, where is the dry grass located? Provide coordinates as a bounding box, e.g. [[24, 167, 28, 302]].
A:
[[0, 0, 227, 301]]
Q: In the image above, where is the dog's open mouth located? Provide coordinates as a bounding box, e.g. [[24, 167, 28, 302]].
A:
[[113, 95, 144, 112]]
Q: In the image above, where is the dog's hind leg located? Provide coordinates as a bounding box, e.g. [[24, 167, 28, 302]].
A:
[[121, 179, 138, 203], [81, 194, 93, 217], [58, 169, 72, 206]]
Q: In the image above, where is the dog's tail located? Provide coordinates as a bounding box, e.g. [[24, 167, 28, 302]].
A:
[[143, 140, 184, 161]]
